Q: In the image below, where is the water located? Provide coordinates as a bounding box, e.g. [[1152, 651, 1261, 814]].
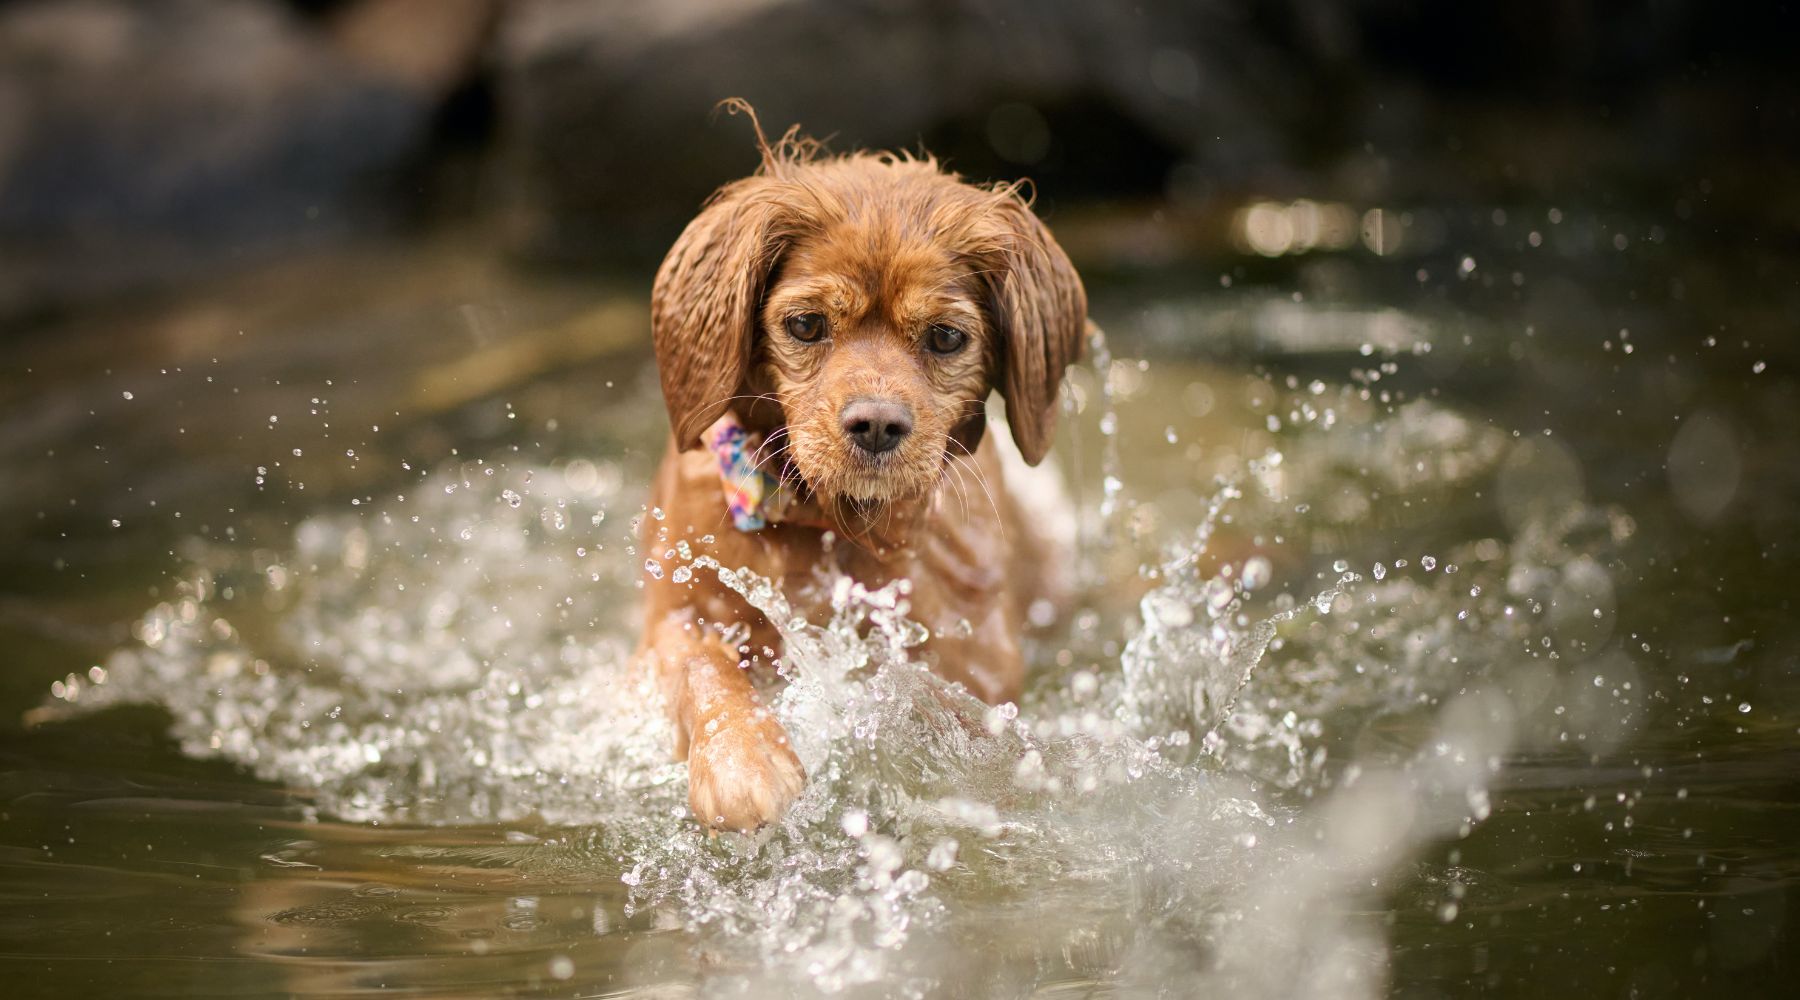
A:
[[2, 212, 1796, 997]]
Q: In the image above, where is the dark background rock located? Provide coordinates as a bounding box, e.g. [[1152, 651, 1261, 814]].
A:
[[0, 0, 492, 325], [489, 0, 1800, 264], [0, 0, 1795, 325], [488, 0, 1304, 263]]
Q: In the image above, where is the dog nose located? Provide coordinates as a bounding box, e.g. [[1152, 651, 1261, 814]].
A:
[[840, 399, 913, 455]]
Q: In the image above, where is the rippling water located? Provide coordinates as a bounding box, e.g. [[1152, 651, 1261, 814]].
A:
[[3, 221, 1796, 996]]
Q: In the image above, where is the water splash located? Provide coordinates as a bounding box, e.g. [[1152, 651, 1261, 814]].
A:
[[39, 373, 1634, 994], [47, 460, 672, 826]]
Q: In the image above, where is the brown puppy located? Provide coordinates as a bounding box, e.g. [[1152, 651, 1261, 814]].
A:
[[639, 109, 1087, 832]]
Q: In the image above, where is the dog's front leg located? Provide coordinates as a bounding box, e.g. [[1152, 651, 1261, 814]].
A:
[[645, 612, 805, 831]]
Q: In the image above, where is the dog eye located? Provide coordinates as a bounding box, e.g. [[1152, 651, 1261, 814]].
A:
[[927, 324, 967, 355], [785, 313, 827, 343]]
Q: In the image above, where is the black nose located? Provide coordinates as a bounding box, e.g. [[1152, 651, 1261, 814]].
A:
[[840, 398, 913, 455]]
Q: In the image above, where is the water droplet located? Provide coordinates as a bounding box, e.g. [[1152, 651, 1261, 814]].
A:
[[121, 391, 134, 400], [1752, 361, 1766, 374], [1421, 555, 1438, 571], [1738, 702, 1752, 714], [1240, 556, 1271, 590], [1332, 559, 1349, 573], [1372, 562, 1387, 581], [548, 955, 574, 981], [501, 490, 522, 508], [1143, 591, 1194, 629], [982, 702, 1017, 736], [109, 519, 121, 528], [1204, 579, 1234, 614], [926, 838, 959, 871], [643, 559, 663, 579]]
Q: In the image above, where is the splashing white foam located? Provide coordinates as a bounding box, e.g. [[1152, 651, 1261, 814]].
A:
[[42, 385, 1637, 995]]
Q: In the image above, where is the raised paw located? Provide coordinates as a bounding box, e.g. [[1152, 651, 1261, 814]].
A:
[[687, 710, 805, 832]]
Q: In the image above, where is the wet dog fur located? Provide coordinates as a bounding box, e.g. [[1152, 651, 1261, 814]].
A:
[[638, 104, 1087, 832]]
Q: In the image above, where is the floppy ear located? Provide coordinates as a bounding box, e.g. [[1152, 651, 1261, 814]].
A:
[[651, 179, 790, 450], [983, 191, 1088, 466]]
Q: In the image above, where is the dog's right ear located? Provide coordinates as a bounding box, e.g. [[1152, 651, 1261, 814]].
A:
[[651, 178, 791, 450], [981, 189, 1088, 467]]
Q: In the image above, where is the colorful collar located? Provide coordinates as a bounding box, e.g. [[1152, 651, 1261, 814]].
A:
[[704, 413, 817, 531]]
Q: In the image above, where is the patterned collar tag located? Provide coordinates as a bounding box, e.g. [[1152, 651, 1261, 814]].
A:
[[703, 413, 801, 532]]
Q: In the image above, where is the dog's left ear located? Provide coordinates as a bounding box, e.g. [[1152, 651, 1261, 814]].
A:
[[982, 190, 1088, 466], [651, 178, 793, 450]]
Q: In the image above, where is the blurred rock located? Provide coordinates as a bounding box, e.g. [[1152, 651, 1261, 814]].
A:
[[329, 0, 496, 95], [491, 0, 1302, 263], [0, 0, 490, 325], [3, 0, 1794, 321]]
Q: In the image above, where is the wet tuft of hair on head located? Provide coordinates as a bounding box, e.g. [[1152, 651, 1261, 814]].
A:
[[715, 97, 828, 177]]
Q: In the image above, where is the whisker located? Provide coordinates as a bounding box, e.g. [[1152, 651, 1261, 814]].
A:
[[688, 392, 783, 424], [945, 437, 1006, 540], [949, 457, 974, 515], [745, 426, 791, 476], [937, 453, 972, 518]]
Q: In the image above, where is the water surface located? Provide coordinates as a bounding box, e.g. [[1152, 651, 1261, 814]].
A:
[[1, 208, 1795, 997]]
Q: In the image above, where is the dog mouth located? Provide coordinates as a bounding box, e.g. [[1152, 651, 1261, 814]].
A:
[[836, 494, 886, 518], [780, 418, 949, 511], [837, 443, 940, 497], [811, 459, 934, 516]]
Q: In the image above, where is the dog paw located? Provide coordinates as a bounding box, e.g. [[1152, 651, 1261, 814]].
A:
[[687, 711, 806, 832]]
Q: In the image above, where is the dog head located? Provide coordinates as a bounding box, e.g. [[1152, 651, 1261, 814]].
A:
[[651, 110, 1086, 514]]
